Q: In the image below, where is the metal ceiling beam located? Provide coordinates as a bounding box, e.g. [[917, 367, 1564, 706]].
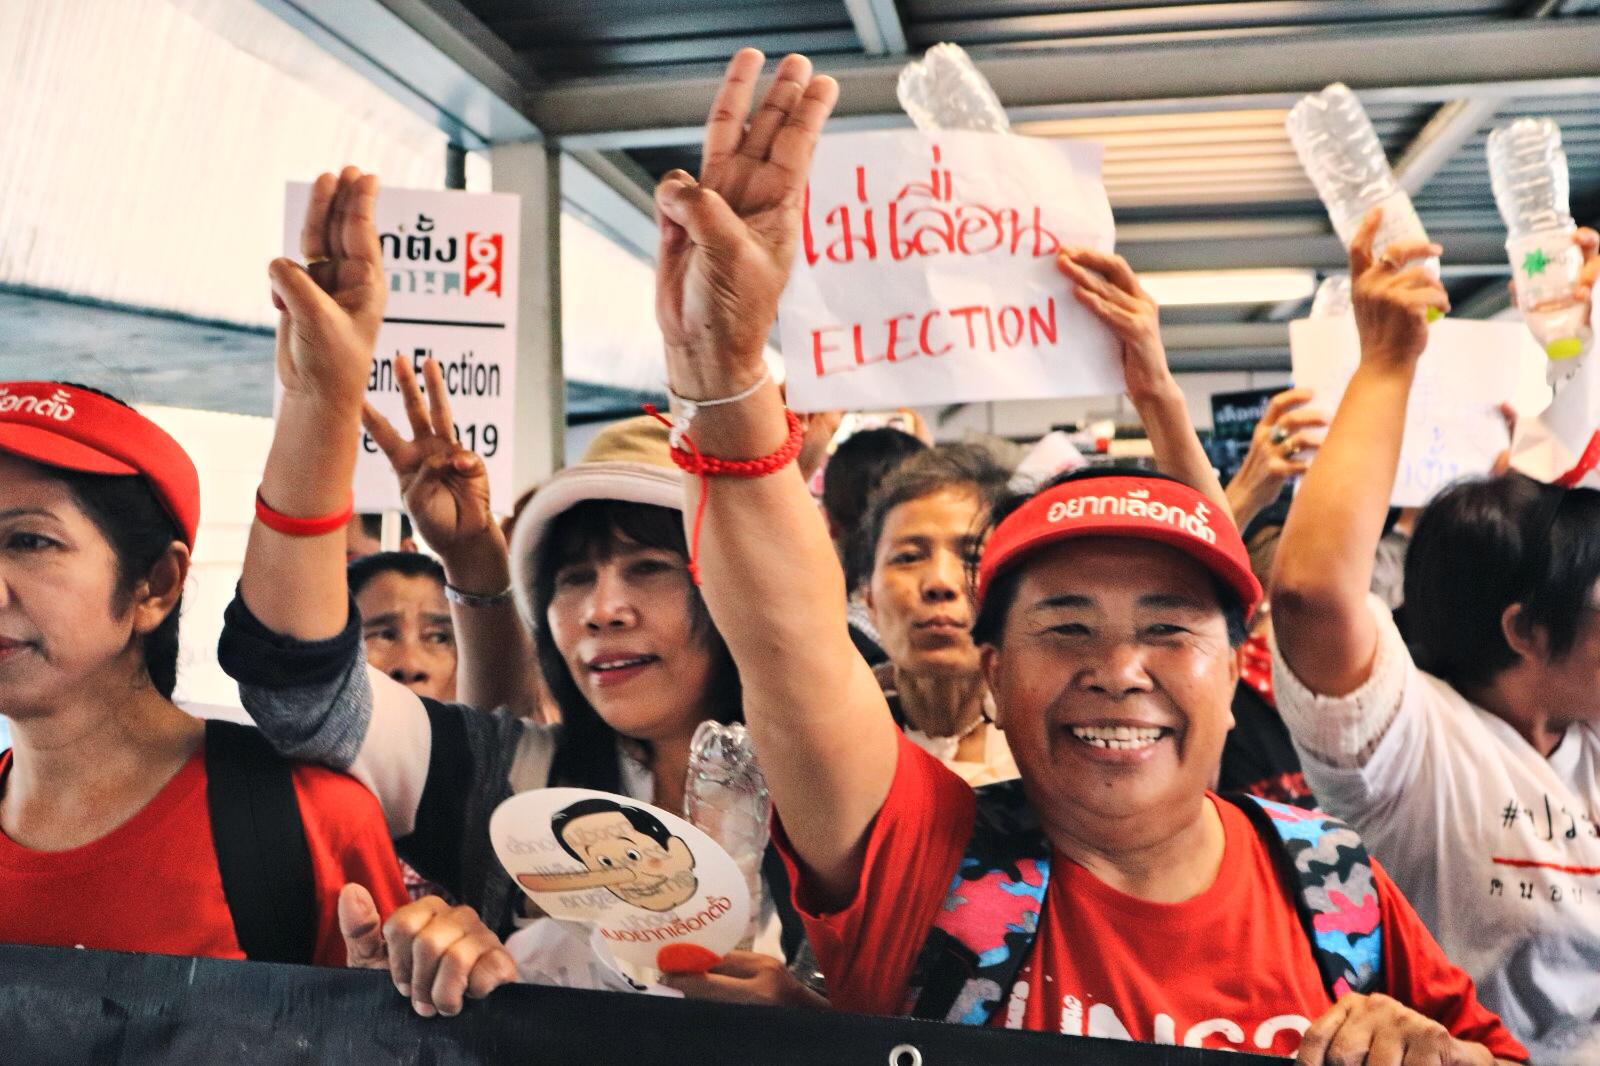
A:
[[1391, 0, 1577, 203], [561, 151, 660, 263], [1163, 323, 1291, 372], [254, 0, 541, 147], [533, 19, 1600, 149], [1394, 98, 1502, 195], [842, 0, 909, 55], [1453, 279, 1515, 319], [1117, 218, 1511, 274]]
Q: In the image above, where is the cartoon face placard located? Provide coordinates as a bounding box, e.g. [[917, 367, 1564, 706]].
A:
[[490, 788, 752, 968]]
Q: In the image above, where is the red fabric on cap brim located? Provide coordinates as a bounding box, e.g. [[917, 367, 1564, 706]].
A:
[[0, 383, 200, 549], [0, 423, 140, 476], [976, 475, 1262, 618]]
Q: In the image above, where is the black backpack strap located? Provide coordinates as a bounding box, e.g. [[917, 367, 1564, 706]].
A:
[[906, 779, 1050, 1025], [1225, 792, 1384, 999], [204, 719, 318, 965]]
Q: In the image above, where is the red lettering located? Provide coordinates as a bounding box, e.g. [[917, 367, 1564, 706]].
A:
[[997, 306, 1024, 348], [852, 323, 887, 368], [855, 166, 867, 204], [825, 206, 877, 263], [811, 326, 847, 377], [801, 185, 818, 267], [884, 314, 917, 363], [920, 312, 953, 357], [949, 305, 985, 349], [1028, 298, 1058, 345]]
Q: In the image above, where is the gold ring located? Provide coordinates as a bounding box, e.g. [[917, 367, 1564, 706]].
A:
[[305, 255, 331, 266]]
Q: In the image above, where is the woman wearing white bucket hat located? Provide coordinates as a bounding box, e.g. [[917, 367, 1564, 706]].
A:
[[221, 169, 813, 1016]]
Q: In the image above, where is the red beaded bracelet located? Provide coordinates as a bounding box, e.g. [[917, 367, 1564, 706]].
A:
[[255, 489, 355, 538], [642, 405, 806, 584]]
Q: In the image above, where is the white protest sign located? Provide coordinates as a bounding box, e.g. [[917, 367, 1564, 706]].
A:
[[1290, 318, 1527, 506], [281, 183, 519, 514], [778, 129, 1119, 412], [490, 788, 751, 970]]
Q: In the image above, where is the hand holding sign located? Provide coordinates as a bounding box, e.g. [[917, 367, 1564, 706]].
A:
[[1056, 247, 1171, 404], [1349, 208, 1449, 374], [655, 49, 839, 403], [362, 355, 500, 563], [270, 168, 385, 413]]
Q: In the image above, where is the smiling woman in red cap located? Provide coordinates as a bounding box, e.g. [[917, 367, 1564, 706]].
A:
[[635, 47, 1527, 1063], [0, 379, 409, 966]]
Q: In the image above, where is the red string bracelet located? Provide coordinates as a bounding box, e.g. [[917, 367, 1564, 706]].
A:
[[642, 405, 805, 585], [255, 489, 355, 538]]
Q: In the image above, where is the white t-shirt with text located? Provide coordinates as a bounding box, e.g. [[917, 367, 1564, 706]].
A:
[[1272, 597, 1600, 1065]]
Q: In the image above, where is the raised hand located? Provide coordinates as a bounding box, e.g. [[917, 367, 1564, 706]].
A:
[[339, 884, 517, 1018], [1348, 208, 1449, 373], [654, 49, 839, 402], [363, 356, 499, 560], [269, 167, 386, 410], [1056, 247, 1173, 404], [1226, 387, 1329, 528], [1579, 226, 1599, 307]]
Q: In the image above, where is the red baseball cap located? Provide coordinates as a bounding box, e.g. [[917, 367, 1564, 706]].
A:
[[976, 474, 1261, 617], [0, 382, 201, 549]]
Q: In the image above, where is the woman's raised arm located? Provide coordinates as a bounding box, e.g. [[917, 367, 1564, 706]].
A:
[[651, 50, 900, 904]]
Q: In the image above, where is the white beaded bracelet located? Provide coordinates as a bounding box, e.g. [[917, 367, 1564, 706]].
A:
[[444, 583, 513, 608], [665, 366, 772, 448]]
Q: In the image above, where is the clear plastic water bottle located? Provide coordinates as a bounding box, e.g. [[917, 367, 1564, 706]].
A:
[[1309, 274, 1352, 319], [897, 43, 1010, 135], [1287, 84, 1440, 281], [1488, 117, 1593, 372], [684, 720, 770, 950]]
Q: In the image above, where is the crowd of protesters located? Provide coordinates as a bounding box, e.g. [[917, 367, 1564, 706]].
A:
[[4, 44, 1600, 1065]]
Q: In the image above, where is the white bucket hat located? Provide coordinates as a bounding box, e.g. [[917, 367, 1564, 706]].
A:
[[507, 415, 686, 628]]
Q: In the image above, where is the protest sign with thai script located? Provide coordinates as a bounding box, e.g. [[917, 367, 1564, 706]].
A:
[[491, 788, 751, 972], [281, 184, 519, 513], [778, 130, 1119, 412], [1290, 318, 1527, 506]]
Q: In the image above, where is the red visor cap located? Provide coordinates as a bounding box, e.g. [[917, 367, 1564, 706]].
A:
[[0, 383, 200, 549], [975, 475, 1262, 619]]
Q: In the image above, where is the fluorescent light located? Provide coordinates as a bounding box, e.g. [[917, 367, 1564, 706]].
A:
[[1136, 269, 1317, 307]]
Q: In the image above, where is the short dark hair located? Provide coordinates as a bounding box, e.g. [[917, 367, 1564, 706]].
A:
[[531, 499, 742, 793], [1405, 472, 1600, 693], [821, 428, 927, 580], [857, 443, 1011, 591], [970, 467, 1248, 649], [551, 797, 673, 861], [44, 384, 184, 700], [357, 512, 413, 542], [347, 550, 446, 600]]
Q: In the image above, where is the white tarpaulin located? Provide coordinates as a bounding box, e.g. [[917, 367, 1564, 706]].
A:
[[779, 129, 1119, 412], [1291, 317, 1530, 507], [282, 183, 520, 513]]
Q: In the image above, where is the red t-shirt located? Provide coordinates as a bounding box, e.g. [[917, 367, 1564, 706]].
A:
[[779, 735, 1527, 1060], [0, 744, 408, 966]]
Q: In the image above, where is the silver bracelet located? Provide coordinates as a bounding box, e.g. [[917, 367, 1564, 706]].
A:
[[665, 366, 772, 448], [445, 582, 513, 608]]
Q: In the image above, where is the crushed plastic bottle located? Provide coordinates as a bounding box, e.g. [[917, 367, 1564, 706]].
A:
[[684, 720, 770, 950], [896, 43, 1010, 135], [1309, 274, 1352, 319], [1488, 117, 1593, 377], [1288, 84, 1440, 282]]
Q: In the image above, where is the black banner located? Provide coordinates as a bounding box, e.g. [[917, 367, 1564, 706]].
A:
[[0, 944, 1279, 1065]]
